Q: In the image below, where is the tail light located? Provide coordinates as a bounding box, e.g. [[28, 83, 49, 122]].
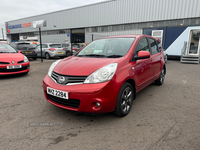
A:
[[63, 48, 65, 50], [18, 50, 22, 53], [34, 50, 36, 53], [49, 48, 56, 52], [69, 47, 77, 50]]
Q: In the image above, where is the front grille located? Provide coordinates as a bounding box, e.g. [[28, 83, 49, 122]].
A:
[[17, 60, 24, 64], [0, 62, 10, 64], [51, 71, 87, 85], [47, 94, 80, 108], [0, 65, 29, 72]]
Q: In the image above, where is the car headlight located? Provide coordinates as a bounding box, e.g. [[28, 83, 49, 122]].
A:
[[84, 63, 118, 84], [24, 56, 29, 62], [48, 59, 62, 77]]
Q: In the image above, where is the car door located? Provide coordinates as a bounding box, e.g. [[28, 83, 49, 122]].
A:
[[148, 38, 162, 79], [42, 44, 48, 57], [131, 37, 153, 92], [36, 45, 41, 57]]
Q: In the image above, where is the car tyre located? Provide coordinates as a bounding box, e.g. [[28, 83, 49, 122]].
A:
[[66, 51, 71, 57], [45, 53, 50, 59], [155, 67, 165, 85], [114, 82, 134, 117]]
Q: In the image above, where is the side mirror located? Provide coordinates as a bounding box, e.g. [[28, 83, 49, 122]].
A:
[[134, 51, 150, 60]]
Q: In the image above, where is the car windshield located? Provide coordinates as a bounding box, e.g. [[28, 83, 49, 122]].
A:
[[76, 38, 135, 58], [49, 44, 61, 48], [0, 43, 17, 53], [17, 44, 35, 50]]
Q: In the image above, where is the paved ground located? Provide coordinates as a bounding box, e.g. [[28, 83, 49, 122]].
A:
[[0, 59, 200, 150]]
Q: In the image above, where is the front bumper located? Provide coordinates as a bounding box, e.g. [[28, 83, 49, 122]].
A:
[[43, 75, 120, 113], [0, 63, 30, 75]]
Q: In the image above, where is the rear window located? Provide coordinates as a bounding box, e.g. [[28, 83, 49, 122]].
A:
[[49, 44, 61, 48], [17, 44, 34, 50], [62, 44, 69, 47], [17, 43, 30, 45]]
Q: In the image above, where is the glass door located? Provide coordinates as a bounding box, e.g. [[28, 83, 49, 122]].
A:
[[188, 30, 200, 55]]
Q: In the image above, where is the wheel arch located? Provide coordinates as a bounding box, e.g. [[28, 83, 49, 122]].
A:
[[163, 64, 166, 75]]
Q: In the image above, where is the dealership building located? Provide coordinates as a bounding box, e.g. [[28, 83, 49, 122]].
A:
[[5, 0, 200, 57]]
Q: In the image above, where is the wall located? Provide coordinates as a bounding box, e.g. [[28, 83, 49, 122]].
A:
[[85, 29, 142, 43], [6, 0, 200, 34]]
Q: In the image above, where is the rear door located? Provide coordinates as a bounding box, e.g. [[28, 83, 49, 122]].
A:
[[148, 38, 162, 78]]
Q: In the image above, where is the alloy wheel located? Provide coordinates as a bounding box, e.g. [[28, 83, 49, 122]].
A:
[[121, 87, 133, 114]]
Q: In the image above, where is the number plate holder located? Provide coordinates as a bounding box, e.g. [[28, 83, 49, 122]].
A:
[[47, 87, 68, 99], [7, 65, 22, 69]]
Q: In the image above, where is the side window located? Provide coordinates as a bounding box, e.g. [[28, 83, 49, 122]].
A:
[[148, 38, 159, 55], [156, 40, 162, 52], [134, 38, 150, 56], [42, 44, 48, 48]]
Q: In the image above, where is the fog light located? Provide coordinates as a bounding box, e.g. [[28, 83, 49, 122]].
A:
[[95, 102, 100, 108]]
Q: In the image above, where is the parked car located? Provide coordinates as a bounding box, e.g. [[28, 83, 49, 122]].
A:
[[60, 43, 74, 56], [10, 42, 37, 60], [0, 42, 30, 76], [43, 35, 166, 117], [60, 43, 87, 56], [35, 43, 66, 59]]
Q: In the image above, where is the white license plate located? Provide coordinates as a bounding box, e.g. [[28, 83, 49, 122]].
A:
[[7, 65, 22, 69], [47, 87, 68, 99]]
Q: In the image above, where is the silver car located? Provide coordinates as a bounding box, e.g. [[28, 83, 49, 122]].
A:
[[36, 43, 66, 59]]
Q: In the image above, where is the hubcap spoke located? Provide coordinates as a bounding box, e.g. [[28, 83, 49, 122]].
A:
[[121, 87, 133, 113]]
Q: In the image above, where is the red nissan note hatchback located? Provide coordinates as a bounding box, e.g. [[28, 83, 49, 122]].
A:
[[43, 35, 166, 117]]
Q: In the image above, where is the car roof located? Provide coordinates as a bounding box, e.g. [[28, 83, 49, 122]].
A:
[[98, 34, 153, 39], [43, 43, 61, 45]]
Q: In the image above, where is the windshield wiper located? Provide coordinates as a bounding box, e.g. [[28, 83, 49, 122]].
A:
[[78, 54, 106, 57], [107, 55, 123, 58]]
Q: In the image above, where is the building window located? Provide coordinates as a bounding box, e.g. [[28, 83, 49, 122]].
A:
[[98, 27, 102, 32], [191, 18, 198, 25], [153, 22, 159, 27], [92, 27, 98, 32], [183, 19, 190, 26], [147, 22, 153, 28], [124, 24, 132, 30], [102, 26, 108, 32], [86, 28, 89, 32], [108, 26, 112, 32], [177, 20, 183, 26], [119, 25, 124, 31], [132, 24, 138, 29], [112, 25, 119, 31], [47, 30, 58, 35], [59, 30, 65, 34]]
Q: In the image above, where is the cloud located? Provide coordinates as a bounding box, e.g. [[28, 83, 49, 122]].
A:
[[0, 0, 107, 39]]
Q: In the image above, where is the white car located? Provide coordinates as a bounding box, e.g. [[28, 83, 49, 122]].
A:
[[36, 43, 66, 59]]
